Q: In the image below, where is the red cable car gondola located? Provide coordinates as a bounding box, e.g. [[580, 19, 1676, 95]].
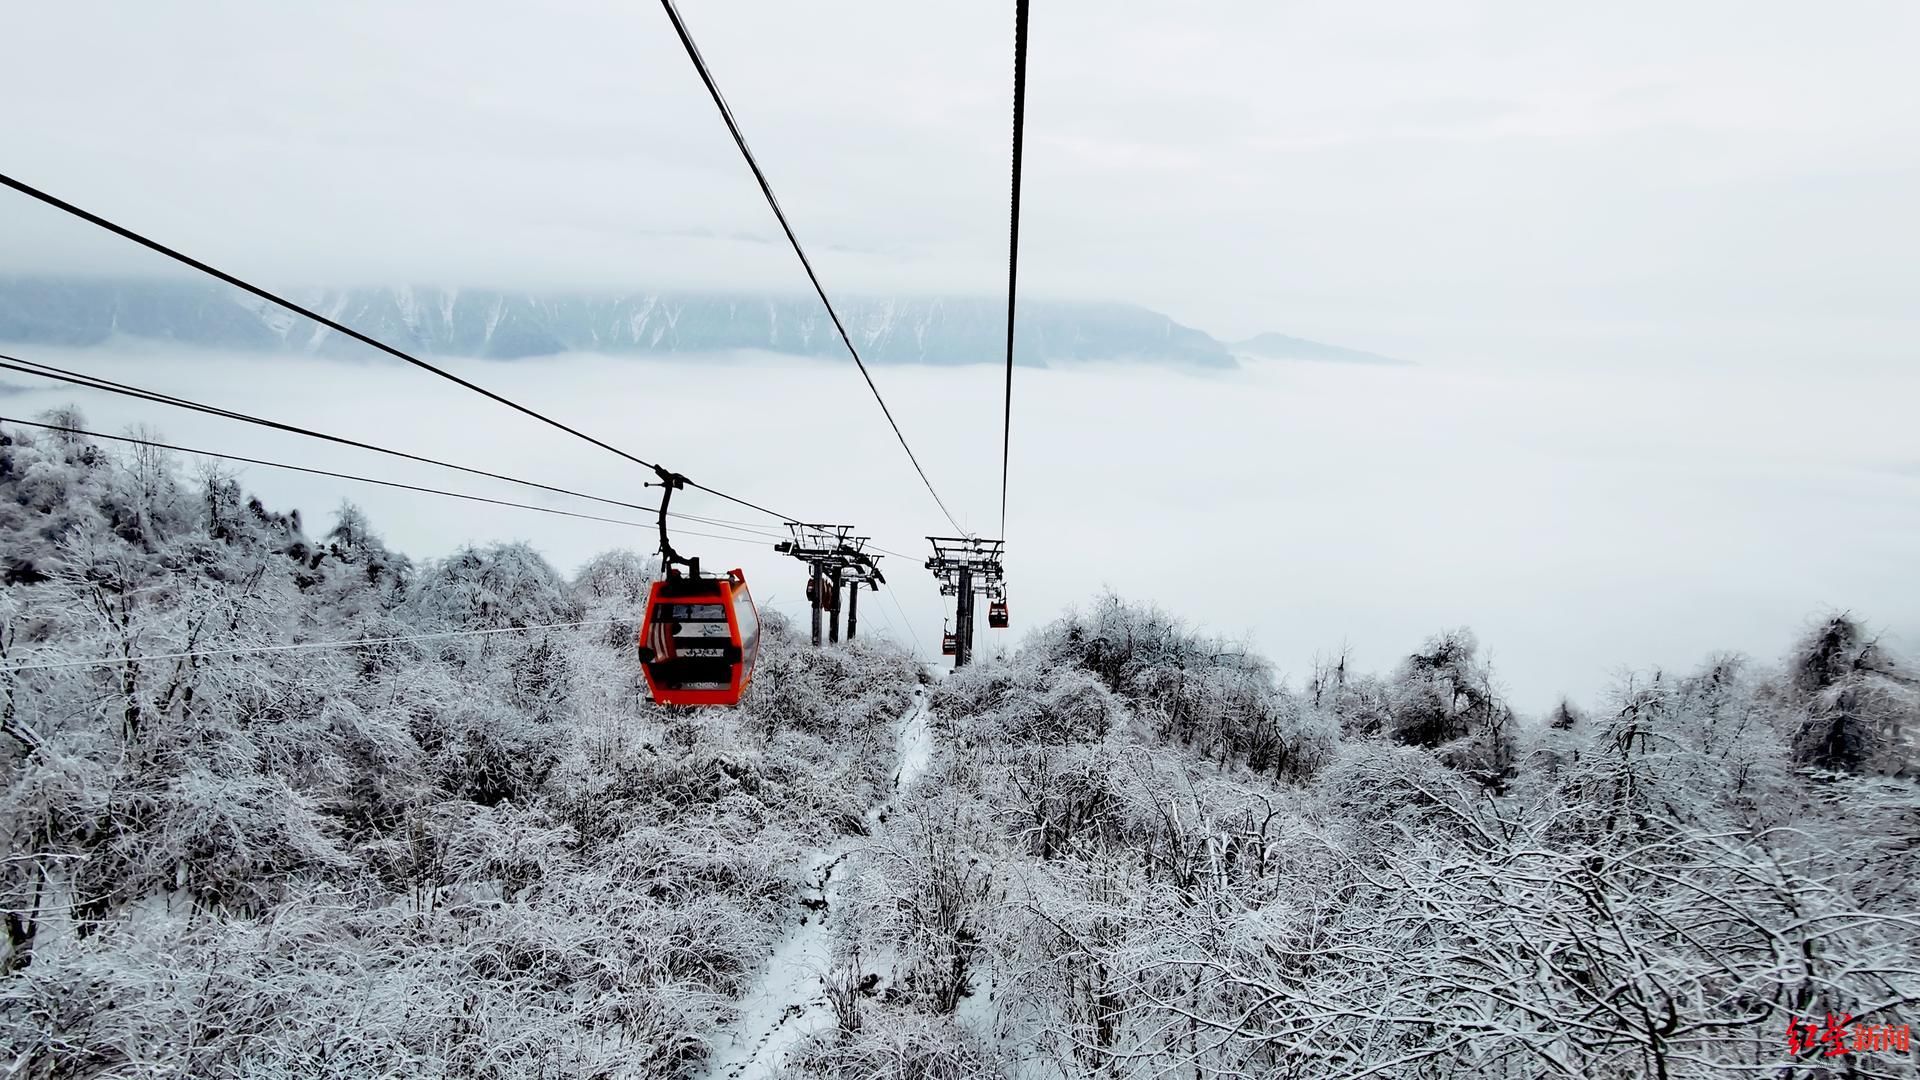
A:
[[635, 468, 761, 707], [988, 598, 1009, 629], [941, 622, 959, 656], [639, 568, 760, 706]]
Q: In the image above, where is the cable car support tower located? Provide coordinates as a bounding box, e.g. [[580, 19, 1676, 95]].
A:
[[925, 537, 1005, 668], [775, 524, 885, 647]]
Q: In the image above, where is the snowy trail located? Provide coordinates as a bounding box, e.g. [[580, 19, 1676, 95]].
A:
[[698, 692, 934, 1080]]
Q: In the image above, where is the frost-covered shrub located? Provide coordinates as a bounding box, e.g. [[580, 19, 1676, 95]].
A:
[[932, 659, 1117, 746], [1315, 738, 1478, 840], [783, 1009, 1006, 1079], [1385, 628, 1517, 790], [403, 541, 581, 632], [1024, 594, 1333, 781], [841, 790, 1003, 1017], [1782, 614, 1918, 777], [570, 547, 653, 649], [745, 614, 916, 756]]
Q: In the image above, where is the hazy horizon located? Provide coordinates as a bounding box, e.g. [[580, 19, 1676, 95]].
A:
[[5, 342, 1914, 714]]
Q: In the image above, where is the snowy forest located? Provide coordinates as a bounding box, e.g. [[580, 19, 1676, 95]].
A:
[[2, 411, 1916, 1079]]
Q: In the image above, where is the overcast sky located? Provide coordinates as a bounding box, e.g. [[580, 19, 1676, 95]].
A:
[[5, 0, 1917, 362]]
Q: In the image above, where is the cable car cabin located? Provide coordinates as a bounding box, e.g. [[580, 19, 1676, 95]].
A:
[[941, 629, 959, 656], [988, 600, 1009, 629], [638, 569, 760, 706], [804, 576, 841, 611]]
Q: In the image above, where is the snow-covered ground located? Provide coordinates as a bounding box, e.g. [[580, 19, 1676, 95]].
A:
[[698, 691, 935, 1079]]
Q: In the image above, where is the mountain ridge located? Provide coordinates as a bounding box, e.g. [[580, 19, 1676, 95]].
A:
[[0, 275, 1405, 370], [0, 277, 1235, 369]]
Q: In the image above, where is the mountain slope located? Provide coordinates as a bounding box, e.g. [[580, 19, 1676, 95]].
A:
[[1233, 331, 1409, 365]]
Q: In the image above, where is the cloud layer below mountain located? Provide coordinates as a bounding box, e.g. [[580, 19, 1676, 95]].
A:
[[3, 342, 1912, 711]]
